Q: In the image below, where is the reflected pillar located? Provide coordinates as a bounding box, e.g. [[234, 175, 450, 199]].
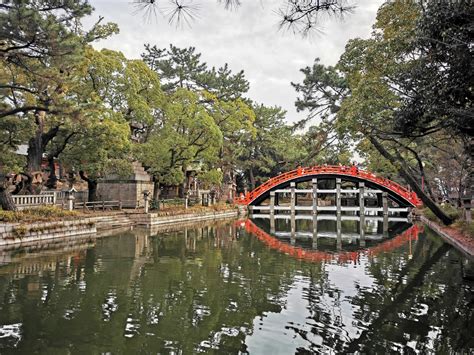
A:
[[312, 214, 318, 249], [336, 214, 342, 250], [359, 220, 366, 247]]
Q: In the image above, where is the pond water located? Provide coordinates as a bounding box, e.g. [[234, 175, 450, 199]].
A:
[[0, 218, 473, 354]]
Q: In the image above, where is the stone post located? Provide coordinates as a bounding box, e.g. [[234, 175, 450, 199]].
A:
[[463, 197, 472, 222], [143, 190, 150, 214], [66, 193, 75, 211]]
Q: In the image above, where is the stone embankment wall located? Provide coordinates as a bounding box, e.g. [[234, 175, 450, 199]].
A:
[[0, 220, 96, 247], [420, 216, 474, 258], [131, 210, 239, 227], [0, 209, 241, 247]]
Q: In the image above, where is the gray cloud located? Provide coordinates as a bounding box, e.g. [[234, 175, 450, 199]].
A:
[[84, 0, 384, 123]]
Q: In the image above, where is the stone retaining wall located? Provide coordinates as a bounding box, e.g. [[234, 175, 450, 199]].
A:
[[0, 209, 242, 247], [420, 216, 474, 258], [0, 220, 96, 247], [130, 210, 239, 227]]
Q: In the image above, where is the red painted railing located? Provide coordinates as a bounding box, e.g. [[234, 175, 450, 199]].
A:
[[235, 165, 422, 207], [242, 219, 421, 264]]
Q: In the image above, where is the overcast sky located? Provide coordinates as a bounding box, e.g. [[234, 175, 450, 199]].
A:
[[84, 0, 384, 124]]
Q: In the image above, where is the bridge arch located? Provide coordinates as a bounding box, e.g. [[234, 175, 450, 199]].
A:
[[236, 165, 421, 208]]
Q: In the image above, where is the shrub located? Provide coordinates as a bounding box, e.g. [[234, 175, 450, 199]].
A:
[[0, 206, 78, 223], [423, 204, 461, 222]]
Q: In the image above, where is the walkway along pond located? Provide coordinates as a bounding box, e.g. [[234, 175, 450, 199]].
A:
[[0, 215, 472, 353]]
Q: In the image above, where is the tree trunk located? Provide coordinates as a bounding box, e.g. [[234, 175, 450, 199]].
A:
[[463, 136, 473, 221], [369, 135, 453, 225], [249, 168, 256, 190], [45, 156, 58, 189], [25, 111, 59, 194], [79, 171, 97, 202], [153, 178, 161, 201], [27, 111, 45, 173], [0, 175, 16, 211], [87, 180, 98, 202]]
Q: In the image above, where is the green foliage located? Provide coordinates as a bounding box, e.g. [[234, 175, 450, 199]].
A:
[[136, 88, 223, 186], [0, 0, 122, 192], [60, 114, 132, 180], [237, 103, 305, 188], [423, 205, 461, 223], [198, 169, 224, 187], [142, 44, 249, 99]]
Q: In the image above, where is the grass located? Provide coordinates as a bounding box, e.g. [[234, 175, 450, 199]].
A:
[[422, 204, 461, 223], [0, 206, 78, 223]]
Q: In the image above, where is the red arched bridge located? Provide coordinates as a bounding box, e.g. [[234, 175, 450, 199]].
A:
[[236, 165, 422, 208]]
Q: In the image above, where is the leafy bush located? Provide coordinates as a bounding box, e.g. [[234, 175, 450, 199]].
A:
[[0, 206, 78, 223]]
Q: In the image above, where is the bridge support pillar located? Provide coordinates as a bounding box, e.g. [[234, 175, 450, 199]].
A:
[[312, 178, 318, 216], [383, 216, 389, 238], [382, 191, 388, 216], [382, 191, 389, 237], [270, 191, 275, 234], [359, 182, 365, 220], [336, 178, 342, 216], [290, 182, 296, 238]]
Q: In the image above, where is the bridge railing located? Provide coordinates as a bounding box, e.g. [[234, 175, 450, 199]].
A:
[[236, 165, 421, 206]]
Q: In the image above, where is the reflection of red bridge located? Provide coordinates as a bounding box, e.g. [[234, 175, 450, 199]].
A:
[[241, 219, 421, 264], [236, 165, 422, 207]]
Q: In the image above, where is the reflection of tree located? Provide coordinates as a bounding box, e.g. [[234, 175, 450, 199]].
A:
[[0, 222, 472, 353], [345, 229, 473, 353]]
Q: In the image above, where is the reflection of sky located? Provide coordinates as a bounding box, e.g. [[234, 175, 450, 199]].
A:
[[246, 257, 376, 353], [246, 275, 317, 354]]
